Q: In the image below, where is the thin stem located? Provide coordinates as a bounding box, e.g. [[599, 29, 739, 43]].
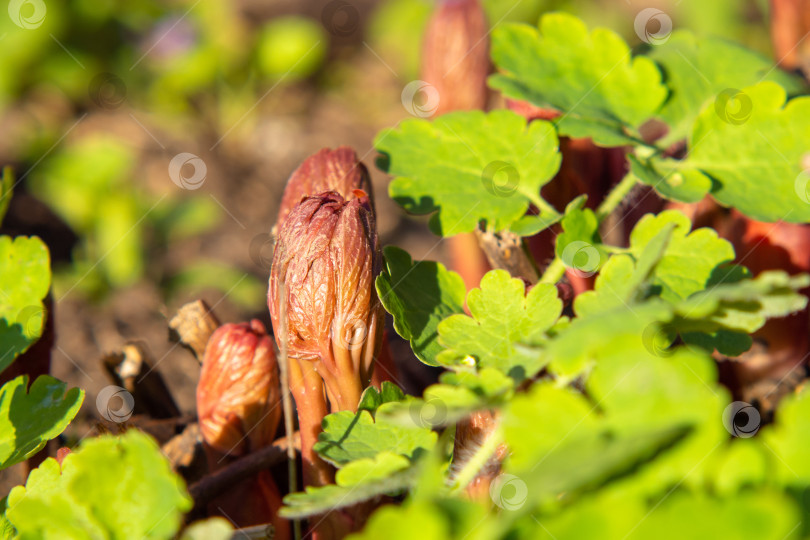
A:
[[527, 192, 562, 221], [288, 357, 332, 488], [595, 172, 638, 223], [446, 424, 503, 495], [539, 256, 567, 285], [277, 280, 302, 540]]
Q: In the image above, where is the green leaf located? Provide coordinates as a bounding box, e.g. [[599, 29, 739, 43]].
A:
[[179, 519, 233, 540], [684, 82, 810, 223], [629, 155, 712, 203], [709, 440, 768, 495], [555, 207, 608, 276], [629, 491, 801, 540], [0, 167, 13, 226], [346, 500, 451, 540], [508, 213, 562, 237], [0, 375, 83, 470], [0, 497, 13, 540], [376, 247, 466, 366], [0, 236, 51, 373], [503, 382, 598, 472], [358, 381, 407, 413], [7, 430, 192, 539], [379, 371, 514, 429], [336, 452, 411, 486], [675, 271, 809, 333], [762, 387, 810, 484], [506, 421, 692, 509], [490, 13, 667, 146], [586, 342, 728, 497], [628, 210, 734, 302], [436, 270, 562, 380], [314, 408, 437, 467], [545, 302, 672, 378], [281, 468, 416, 519], [510, 194, 587, 237], [375, 110, 561, 235], [649, 31, 806, 145], [574, 223, 674, 317]]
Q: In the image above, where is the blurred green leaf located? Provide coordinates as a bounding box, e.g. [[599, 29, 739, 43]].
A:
[[256, 16, 326, 80], [0, 168, 13, 226], [649, 31, 806, 145], [179, 518, 233, 540], [7, 430, 192, 539], [684, 82, 810, 223], [96, 195, 143, 287], [167, 261, 265, 310], [367, 0, 433, 80]]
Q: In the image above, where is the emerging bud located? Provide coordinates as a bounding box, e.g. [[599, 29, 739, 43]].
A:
[[275, 147, 373, 233], [269, 190, 384, 412], [421, 0, 490, 116], [196, 320, 281, 456]]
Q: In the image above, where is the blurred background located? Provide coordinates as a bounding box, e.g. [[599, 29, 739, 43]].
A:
[[0, 0, 785, 443]]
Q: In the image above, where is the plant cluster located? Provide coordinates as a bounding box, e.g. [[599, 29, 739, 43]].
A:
[[2, 2, 810, 539]]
